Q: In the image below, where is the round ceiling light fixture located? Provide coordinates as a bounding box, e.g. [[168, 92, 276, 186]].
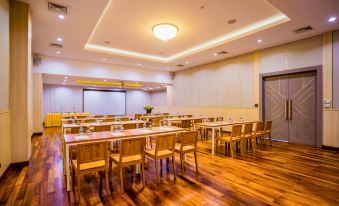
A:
[[152, 23, 178, 41]]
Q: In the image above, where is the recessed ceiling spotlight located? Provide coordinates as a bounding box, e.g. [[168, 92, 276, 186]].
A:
[[103, 79, 107, 82], [213, 53, 218, 56], [228, 19, 237, 24], [56, 51, 61, 54], [102, 57, 106, 61], [152, 23, 178, 41], [185, 61, 190, 64], [64, 76, 68, 79], [135, 81, 138, 84], [257, 39, 263, 43], [58, 14, 65, 19], [138, 63, 142, 66], [57, 37, 63, 42], [328, 16, 337, 22]]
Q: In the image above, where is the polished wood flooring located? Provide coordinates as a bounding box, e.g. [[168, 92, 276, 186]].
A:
[[1, 128, 339, 205]]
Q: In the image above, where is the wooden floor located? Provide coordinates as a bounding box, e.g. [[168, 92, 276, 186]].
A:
[[1, 128, 339, 206]]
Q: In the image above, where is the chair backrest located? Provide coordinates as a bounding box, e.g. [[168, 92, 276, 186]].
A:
[[77, 141, 108, 165], [103, 118, 116, 122], [94, 125, 111, 132], [85, 119, 95, 123], [76, 116, 87, 119], [243, 123, 253, 138], [230, 125, 242, 140], [185, 115, 193, 118], [106, 114, 114, 117], [94, 115, 104, 118], [208, 117, 215, 122], [180, 131, 198, 148], [155, 134, 176, 154], [193, 118, 203, 123], [181, 120, 191, 129], [162, 113, 169, 116], [120, 138, 145, 158], [153, 117, 163, 126], [264, 121, 272, 133], [134, 114, 142, 120], [118, 117, 130, 121], [255, 121, 264, 133], [65, 120, 73, 124], [69, 126, 90, 134], [122, 123, 136, 129]]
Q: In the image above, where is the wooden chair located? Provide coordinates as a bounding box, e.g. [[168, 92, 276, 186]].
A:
[[264, 121, 272, 146], [134, 114, 142, 120], [106, 114, 114, 118], [118, 117, 130, 121], [180, 119, 191, 131], [242, 123, 256, 153], [152, 117, 163, 127], [203, 117, 215, 140], [103, 118, 116, 122], [84, 119, 95, 123], [94, 115, 104, 118], [122, 123, 137, 129], [145, 134, 176, 183], [162, 113, 169, 116], [175, 131, 198, 175], [76, 115, 87, 119], [67, 126, 90, 134], [93, 125, 112, 132], [71, 142, 110, 202], [192, 119, 204, 140], [253, 121, 265, 148], [217, 124, 242, 157], [109, 138, 145, 193]]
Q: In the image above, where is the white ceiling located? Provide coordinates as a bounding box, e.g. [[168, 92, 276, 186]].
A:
[[23, 0, 339, 72]]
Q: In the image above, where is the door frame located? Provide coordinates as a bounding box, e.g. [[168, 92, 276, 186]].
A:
[[259, 65, 323, 148]]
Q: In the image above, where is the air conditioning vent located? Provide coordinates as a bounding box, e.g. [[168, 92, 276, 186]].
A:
[[48, 2, 68, 15], [218, 51, 228, 55], [294, 26, 313, 34], [50, 43, 62, 48], [176, 64, 184, 67]]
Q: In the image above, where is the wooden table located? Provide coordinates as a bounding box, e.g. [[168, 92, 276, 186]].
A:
[[63, 126, 184, 191], [163, 116, 208, 126], [194, 121, 255, 154]]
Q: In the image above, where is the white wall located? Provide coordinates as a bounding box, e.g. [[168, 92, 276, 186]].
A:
[[0, 0, 11, 177], [151, 90, 167, 107], [34, 55, 172, 84], [43, 84, 152, 119]]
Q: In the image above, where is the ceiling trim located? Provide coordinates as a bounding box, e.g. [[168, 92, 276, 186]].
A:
[[84, 0, 289, 63]]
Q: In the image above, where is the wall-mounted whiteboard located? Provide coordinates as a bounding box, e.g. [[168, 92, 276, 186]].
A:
[[83, 90, 126, 115]]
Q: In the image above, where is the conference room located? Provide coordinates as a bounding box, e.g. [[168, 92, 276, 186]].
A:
[[1, 0, 339, 205]]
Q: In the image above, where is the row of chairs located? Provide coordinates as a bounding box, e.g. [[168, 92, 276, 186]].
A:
[[63, 117, 131, 124], [216, 121, 272, 157], [70, 131, 198, 202], [65, 122, 149, 134]]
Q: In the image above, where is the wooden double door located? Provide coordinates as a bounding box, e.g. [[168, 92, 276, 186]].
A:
[[263, 72, 317, 146]]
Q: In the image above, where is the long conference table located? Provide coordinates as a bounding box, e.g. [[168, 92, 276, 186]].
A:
[[194, 120, 255, 154], [63, 126, 184, 191]]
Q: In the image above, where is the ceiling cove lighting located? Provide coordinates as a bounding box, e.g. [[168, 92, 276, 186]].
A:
[[213, 53, 218, 56], [328, 16, 337, 22], [85, 10, 288, 63], [152, 23, 178, 41], [257, 39, 263, 43], [57, 37, 63, 42], [56, 51, 61, 54], [76, 80, 143, 87]]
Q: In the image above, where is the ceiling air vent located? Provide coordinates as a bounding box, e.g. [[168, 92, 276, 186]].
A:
[[48, 2, 68, 15], [176, 64, 184, 67], [50, 43, 62, 48], [218, 51, 228, 55], [294, 26, 313, 34]]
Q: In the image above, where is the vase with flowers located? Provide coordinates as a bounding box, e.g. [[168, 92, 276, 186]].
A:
[[144, 105, 154, 114]]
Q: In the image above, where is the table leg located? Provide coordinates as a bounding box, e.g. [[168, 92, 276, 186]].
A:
[[212, 128, 215, 154], [65, 145, 71, 191]]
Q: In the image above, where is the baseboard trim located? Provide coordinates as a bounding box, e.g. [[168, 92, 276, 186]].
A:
[[322, 145, 339, 151], [0, 161, 29, 184]]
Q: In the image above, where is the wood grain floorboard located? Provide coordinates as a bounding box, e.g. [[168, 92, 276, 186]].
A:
[[0, 128, 339, 205]]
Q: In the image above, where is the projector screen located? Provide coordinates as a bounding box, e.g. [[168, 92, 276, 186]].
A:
[[83, 90, 126, 115]]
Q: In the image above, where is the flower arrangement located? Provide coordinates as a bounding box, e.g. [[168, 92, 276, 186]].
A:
[[144, 105, 154, 114]]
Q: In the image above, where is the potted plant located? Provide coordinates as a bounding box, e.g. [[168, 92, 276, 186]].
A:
[[144, 105, 154, 114]]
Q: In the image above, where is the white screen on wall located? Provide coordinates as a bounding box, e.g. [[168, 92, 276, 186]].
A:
[[83, 90, 126, 115]]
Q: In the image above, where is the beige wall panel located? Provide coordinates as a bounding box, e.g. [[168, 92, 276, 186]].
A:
[[0, 110, 11, 177], [259, 45, 286, 73], [0, 0, 9, 110], [323, 110, 339, 147], [33, 73, 43, 133]]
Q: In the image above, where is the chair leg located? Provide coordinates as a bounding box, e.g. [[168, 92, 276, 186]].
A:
[[180, 153, 184, 175], [119, 166, 124, 193], [72, 167, 75, 192], [230, 142, 234, 157], [160, 159, 163, 176], [141, 162, 145, 188], [194, 151, 198, 174], [77, 174, 81, 203], [172, 156, 177, 180], [155, 159, 159, 183], [166, 157, 170, 172], [269, 134, 272, 146], [105, 168, 110, 195]]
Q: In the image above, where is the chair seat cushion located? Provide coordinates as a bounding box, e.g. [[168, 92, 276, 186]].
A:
[[72, 160, 105, 170], [219, 135, 241, 142], [175, 144, 194, 152], [145, 149, 173, 157], [109, 154, 142, 164]]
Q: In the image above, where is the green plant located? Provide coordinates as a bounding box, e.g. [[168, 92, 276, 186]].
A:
[[144, 105, 154, 111]]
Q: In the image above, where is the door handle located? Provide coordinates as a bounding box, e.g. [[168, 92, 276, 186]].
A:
[[285, 100, 289, 120], [288, 100, 292, 120]]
